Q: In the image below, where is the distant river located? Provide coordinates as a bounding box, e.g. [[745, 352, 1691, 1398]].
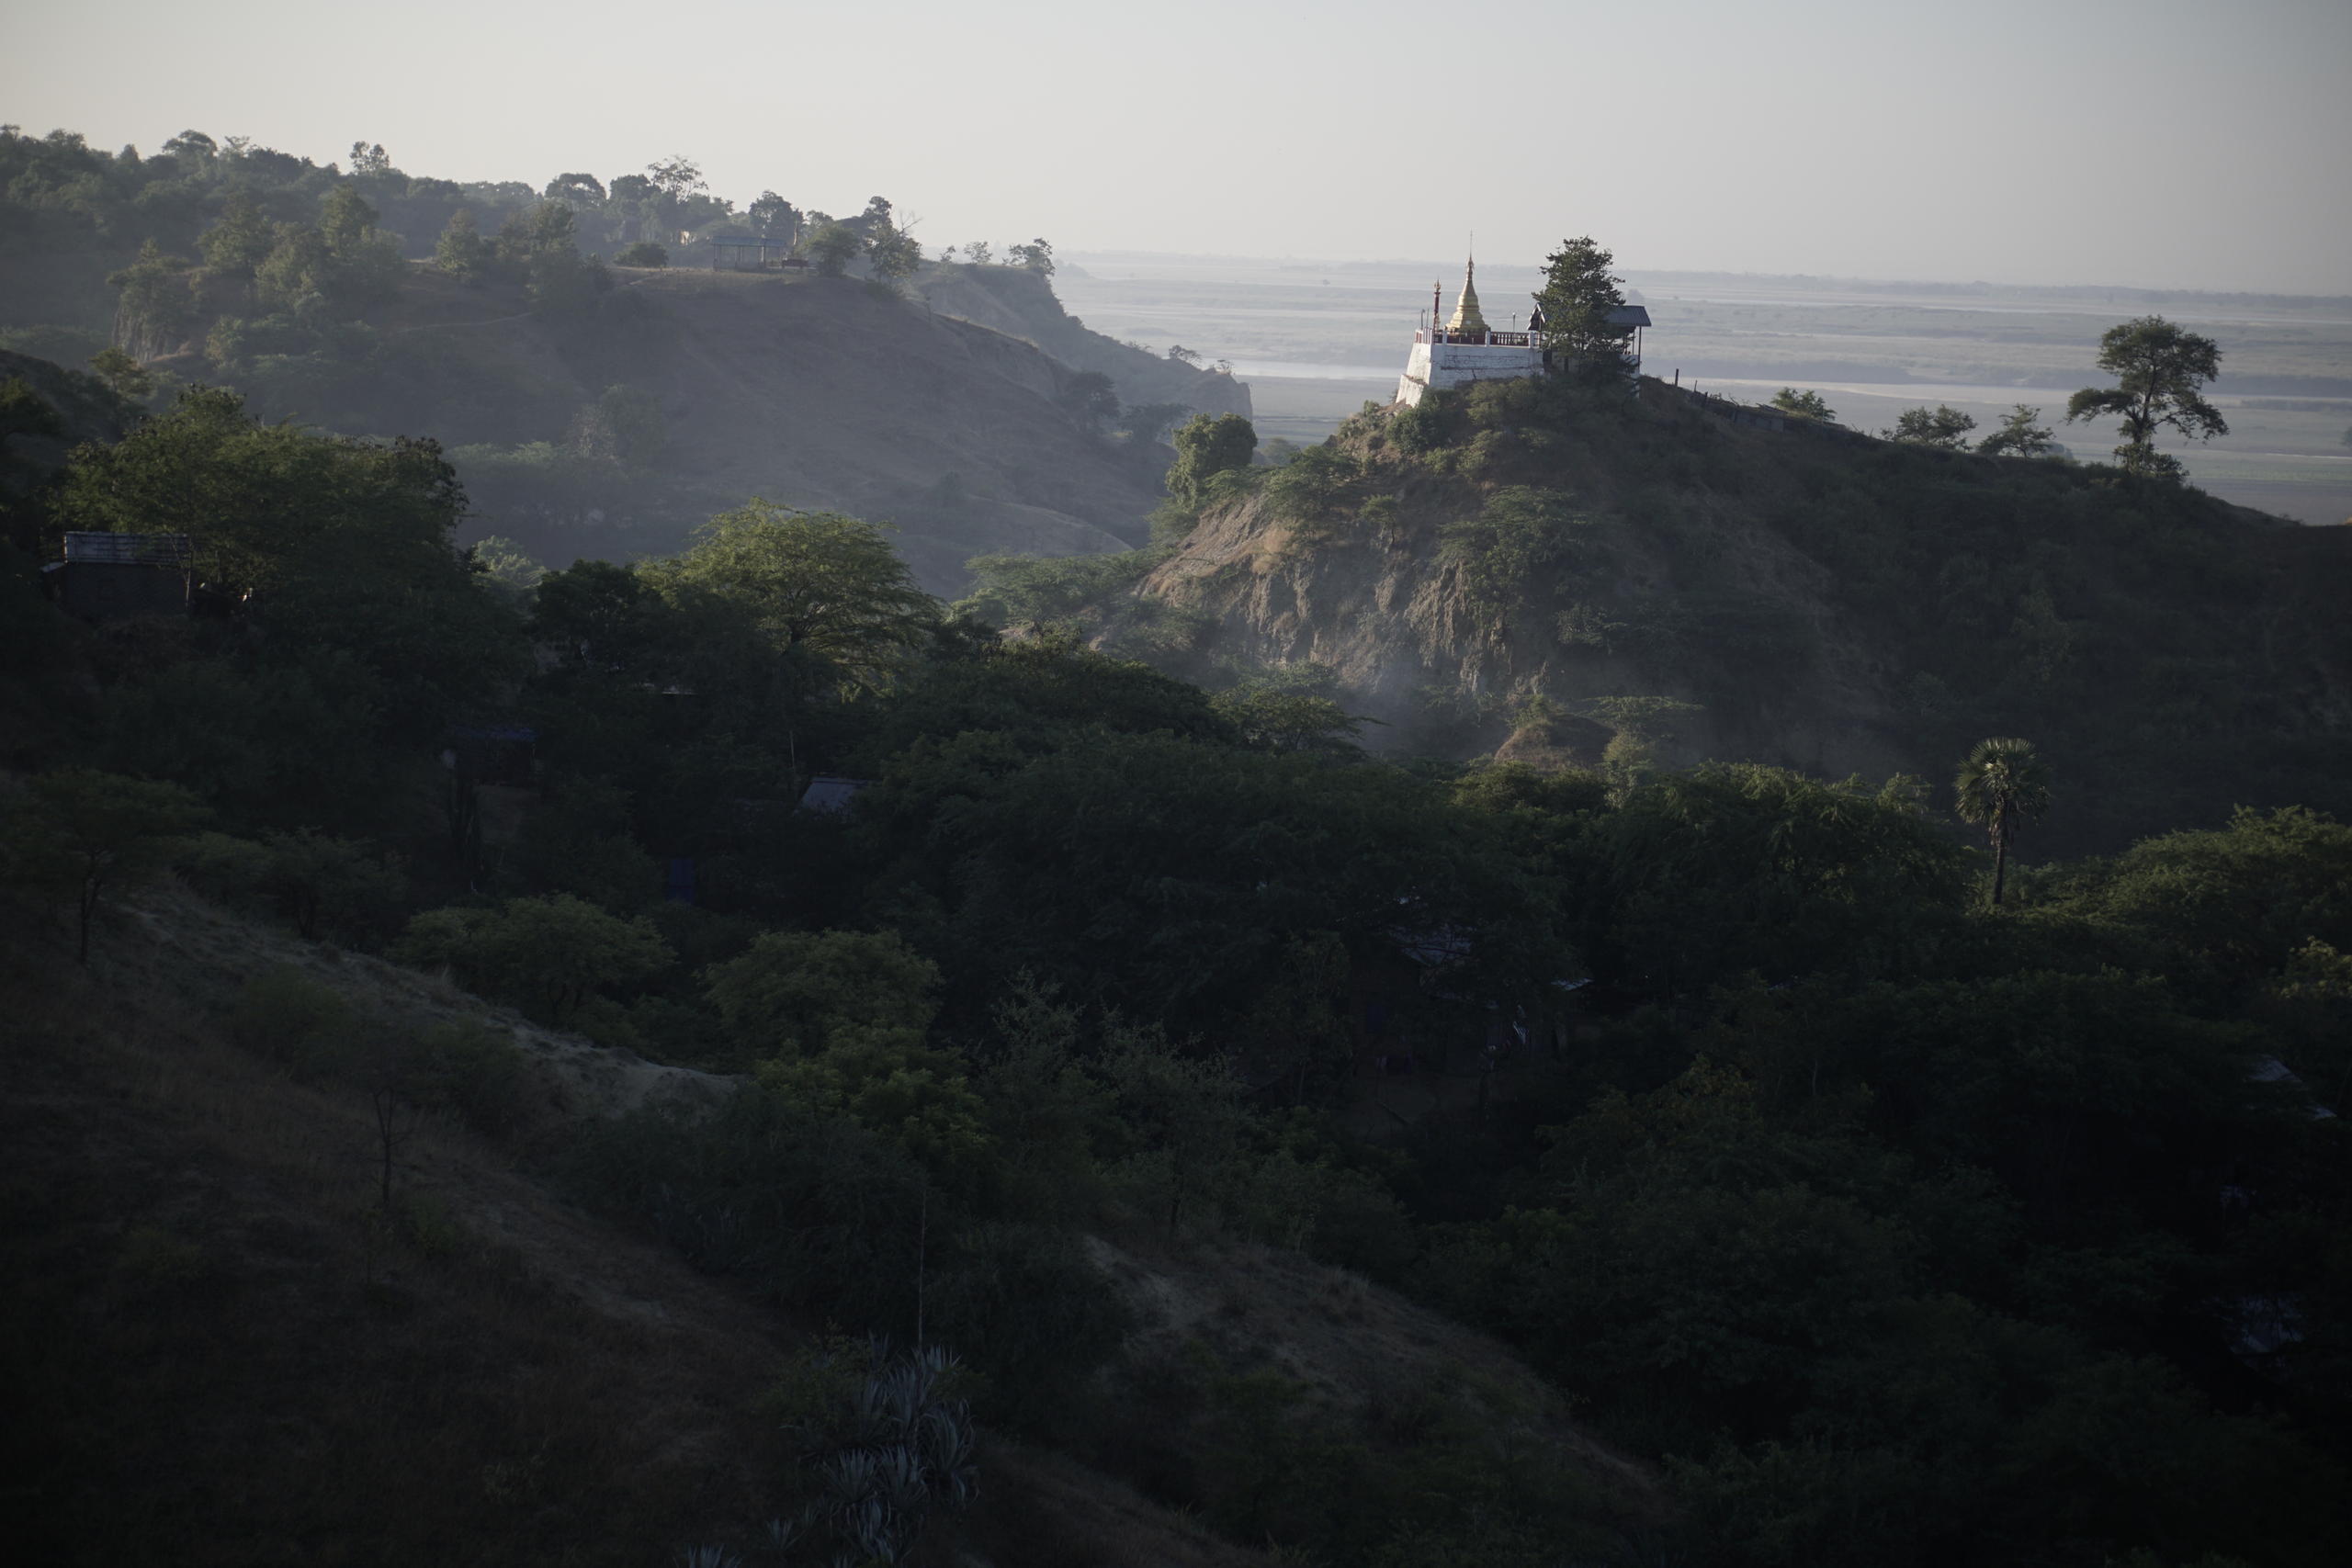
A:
[[1225, 359, 1399, 382]]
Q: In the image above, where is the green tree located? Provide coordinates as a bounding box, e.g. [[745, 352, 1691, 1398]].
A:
[[1210, 685, 1363, 755], [1440, 486, 1591, 610], [1532, 236, 1634, 370], [56, 387, 523, 737], [2066, 316, 2226, 482], [1888, 405, 1977, 449], [612, 241, 667, 268], [319, 184, 378, 257], [496, 202, 605, 314], [1770, 388, 1836, 422], [434, 208, 492, 278], [198, 190, 277, 276], [865, 218, 923, 285], [392, 894, 671, 1021], [1007, 237, 1055, 276], [705, 928, 943, 1056], [747, 191, 801, 241], [543, 172, 605, 204], [1976, 403, 2059, 458], [644, 154, 706, 202], [1953, 737, 2052, 907], [1582, 763, 1963, 998], [180, 827, 405, 940], [1056, 370, 1120, 434], [802, 220, 864, 277], [1122, 400, 1187, 445], [2, 770, 207, 963], [639, 501, 940, 688], [87, 347, 152, 401], [569, 384, 667, 468], [1098, 1021, 1248, 1235], [1167, 412, 1258, 505]]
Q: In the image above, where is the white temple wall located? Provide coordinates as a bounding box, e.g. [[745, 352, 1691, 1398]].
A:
[[1393, 341, 1547, 406]]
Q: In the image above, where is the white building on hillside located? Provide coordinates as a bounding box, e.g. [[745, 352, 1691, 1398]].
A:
[[1393, 257, 1650, 407]]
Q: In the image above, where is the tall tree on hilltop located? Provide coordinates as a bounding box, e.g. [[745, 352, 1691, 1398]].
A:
[[747, 190, 800, 243], [1532, 236, 1634, 371], [867, 217, 923, 285], [2066, 316, 2226, 482], [1954, 737, 2052, 908], [1008, 237, 1055, 277]]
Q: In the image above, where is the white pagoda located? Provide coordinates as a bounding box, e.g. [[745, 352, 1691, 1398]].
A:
[[1394, 256, 1649, 406]]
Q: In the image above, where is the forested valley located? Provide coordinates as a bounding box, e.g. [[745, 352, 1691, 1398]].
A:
[[4, 124, 2352, 1568]]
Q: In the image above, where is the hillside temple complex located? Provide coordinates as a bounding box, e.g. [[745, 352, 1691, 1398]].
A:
[[1395, 256, 1650, 406]]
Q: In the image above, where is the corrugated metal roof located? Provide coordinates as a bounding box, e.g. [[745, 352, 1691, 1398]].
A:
[[62, 532, 192, 565], [1606, 305, 1653, 327]]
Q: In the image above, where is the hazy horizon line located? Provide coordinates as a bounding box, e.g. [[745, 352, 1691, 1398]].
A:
[[1057, 251, 2352, 308]]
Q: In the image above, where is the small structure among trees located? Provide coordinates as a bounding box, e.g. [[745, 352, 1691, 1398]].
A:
[[43, 531, 192, 622], [1394, 242, 1651, 407], [709, 235, 809, 272]]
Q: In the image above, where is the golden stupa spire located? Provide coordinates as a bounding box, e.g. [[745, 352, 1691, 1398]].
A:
[[1445, 251, 1489, 334]]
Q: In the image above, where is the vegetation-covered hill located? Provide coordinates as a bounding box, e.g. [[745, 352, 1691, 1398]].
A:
[[1082, 374, 2352, 852], [0, 883, 1332, 1568], [6, 348, 2352, 1566], [0, 125, 1246, 590]]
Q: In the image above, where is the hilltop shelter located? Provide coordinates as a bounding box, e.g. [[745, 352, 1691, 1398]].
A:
[[42, 532, 191, 622], [709, 235, 808, 272], [1394, 257, 1652, 406]]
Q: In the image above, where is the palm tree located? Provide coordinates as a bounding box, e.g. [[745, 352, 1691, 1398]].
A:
[[1954, 738, 2052, 907]]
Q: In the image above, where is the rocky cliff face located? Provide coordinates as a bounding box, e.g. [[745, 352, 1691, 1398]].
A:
[[916, 265, 1252, 420], [1125, 378, 2352, 850]]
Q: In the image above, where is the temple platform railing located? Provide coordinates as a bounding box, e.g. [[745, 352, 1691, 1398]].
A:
[[1416, 329, 1540, 347]]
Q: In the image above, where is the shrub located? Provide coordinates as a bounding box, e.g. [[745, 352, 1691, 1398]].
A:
[[703, 929, 940, 1055], [407, 1021, 529, 1136], [613, 242, 669, 268], [393, 894, 673, 1021], [228, 964, 356, 1079]]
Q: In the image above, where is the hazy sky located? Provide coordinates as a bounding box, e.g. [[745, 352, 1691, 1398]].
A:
[[7, 0, 2348, 293]]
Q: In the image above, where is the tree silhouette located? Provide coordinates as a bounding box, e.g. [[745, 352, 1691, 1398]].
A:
[[2066, 317, 2225, 481]]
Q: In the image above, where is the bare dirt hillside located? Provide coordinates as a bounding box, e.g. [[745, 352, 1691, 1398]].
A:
[[915, 265, 1253, 422]]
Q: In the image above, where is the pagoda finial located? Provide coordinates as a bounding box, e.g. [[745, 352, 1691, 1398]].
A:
[[1445, 248, 1488, 334]]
